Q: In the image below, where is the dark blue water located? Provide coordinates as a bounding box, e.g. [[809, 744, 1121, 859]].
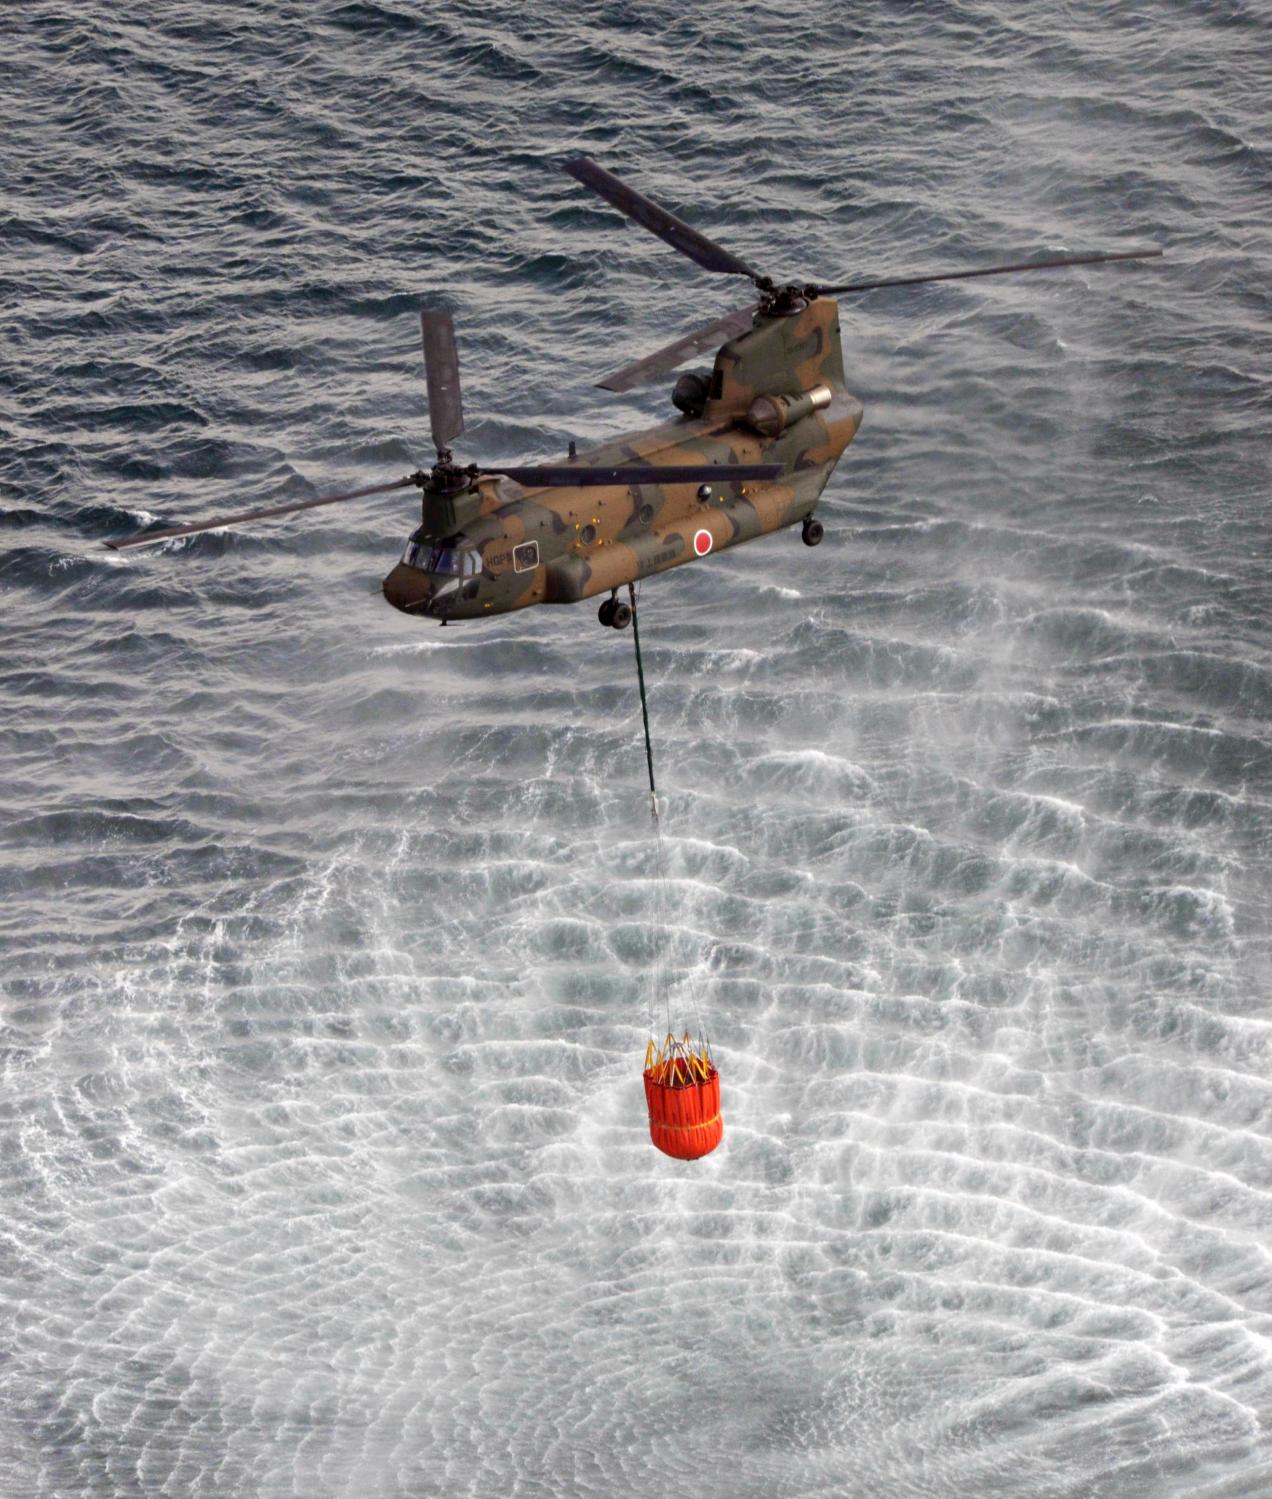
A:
[[3, 3, 1271, 1495]]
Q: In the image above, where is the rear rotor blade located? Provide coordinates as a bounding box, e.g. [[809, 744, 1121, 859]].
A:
[[818, 248, 1162, 297], [420, 309, 464, 452], [104, 475, 418, 551], [598, 304, 759, 393], [564, 156, 763, 282], [490, 463, 782, 488]]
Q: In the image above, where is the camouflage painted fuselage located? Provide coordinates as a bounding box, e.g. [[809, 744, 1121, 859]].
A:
[[382, 297, 862, 622]]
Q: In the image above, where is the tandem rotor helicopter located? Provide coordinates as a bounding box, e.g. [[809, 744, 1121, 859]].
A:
[[107, 157, 1161, 628]]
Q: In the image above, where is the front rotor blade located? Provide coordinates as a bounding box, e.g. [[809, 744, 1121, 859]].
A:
[[489, 463, 782, 488], [598, 304, 760, 393], [104, 475, 418, 551], [563, 156, 763, 282], [818, 247, 1162, 297], [420, 309, 464, 453]]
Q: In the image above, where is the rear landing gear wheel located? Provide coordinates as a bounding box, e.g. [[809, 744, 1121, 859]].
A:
[[802, 517, 824, 547], [598, 598, 616, 627], [610, 601, 632, 630]]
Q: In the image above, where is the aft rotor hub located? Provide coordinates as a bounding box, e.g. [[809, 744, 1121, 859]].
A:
[[755, 278, 814, 317]]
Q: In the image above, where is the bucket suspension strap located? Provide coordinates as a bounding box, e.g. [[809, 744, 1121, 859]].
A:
[[629, 582, 658, 825]]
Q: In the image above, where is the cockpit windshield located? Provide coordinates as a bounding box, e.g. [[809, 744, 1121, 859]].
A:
[[400, 537, 481, 576]]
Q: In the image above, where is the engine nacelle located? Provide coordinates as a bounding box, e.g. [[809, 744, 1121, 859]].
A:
[[671, 368, 712, 418], [746, 383, 833, 437]]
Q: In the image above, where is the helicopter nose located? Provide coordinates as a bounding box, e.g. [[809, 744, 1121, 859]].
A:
[[382, 563, 439, 616]]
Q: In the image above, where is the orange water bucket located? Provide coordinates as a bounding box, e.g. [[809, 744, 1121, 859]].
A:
[[642, 1034, 723, 1160]]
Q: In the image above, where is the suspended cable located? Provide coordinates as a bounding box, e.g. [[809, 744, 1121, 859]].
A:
[[629, 582, 658, 823]]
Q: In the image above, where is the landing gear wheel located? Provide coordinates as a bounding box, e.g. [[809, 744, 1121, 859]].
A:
[[802, 517, 824, 547], [598, 598, 616, 627], [610, 601, 632, 630]]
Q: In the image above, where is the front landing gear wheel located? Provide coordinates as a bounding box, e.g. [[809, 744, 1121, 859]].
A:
[[802, 517, 824, 547], [598, 598, 616, 627], [610, 601, 632, 630]]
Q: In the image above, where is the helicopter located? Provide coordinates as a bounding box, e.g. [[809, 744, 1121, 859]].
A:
[[106, 157, 1160, 629]]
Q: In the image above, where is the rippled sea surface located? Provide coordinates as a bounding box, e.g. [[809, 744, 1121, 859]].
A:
[[3, 3, 1271, 1495]]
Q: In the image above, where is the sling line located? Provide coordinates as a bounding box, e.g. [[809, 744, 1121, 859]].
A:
[[629, 581, 658, 825]]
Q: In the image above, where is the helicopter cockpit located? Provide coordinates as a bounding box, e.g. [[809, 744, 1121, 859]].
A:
[[400, 531, 481, 577]]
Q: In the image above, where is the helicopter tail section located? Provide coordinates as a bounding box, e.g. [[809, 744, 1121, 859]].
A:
[[704, 297, 847, 422], [699, 296, 862, 493]]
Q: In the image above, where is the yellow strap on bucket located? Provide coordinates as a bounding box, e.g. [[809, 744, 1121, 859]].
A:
[[652, 1112, 721, 1133]]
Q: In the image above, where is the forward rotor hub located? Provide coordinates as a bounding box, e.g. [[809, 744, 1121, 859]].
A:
[[416, 452, 478, 495]]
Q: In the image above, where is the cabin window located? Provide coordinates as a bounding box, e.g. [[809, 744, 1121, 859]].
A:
[[580, 524, 597, 545], [513, 540, 539, 573]]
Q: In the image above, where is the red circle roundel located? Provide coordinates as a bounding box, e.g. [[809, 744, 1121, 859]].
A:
[[693, 528, 713, 557]]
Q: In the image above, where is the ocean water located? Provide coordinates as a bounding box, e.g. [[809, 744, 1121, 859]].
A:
[[2, 2, 1271, 1495]]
